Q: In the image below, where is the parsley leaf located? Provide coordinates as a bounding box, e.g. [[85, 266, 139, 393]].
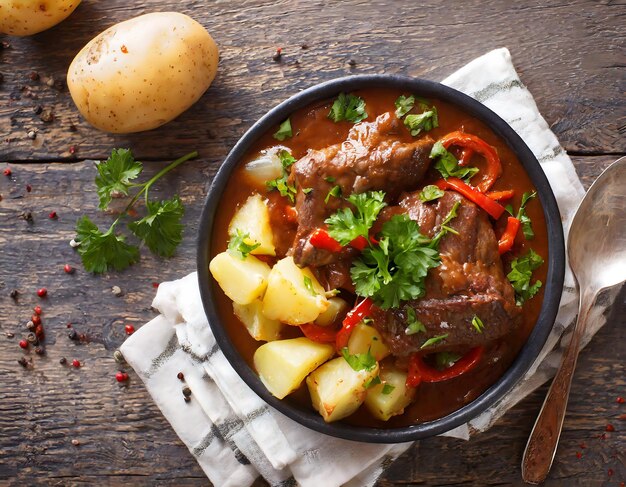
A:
[[430, 141, 479, 182], [341, 347, 377, 372], [404, 104, 439, 136], [227, 229, 261, 259], [364, 375, 382, 389], [420, 334, 448, 349], [128, 196, 184, 258], [273, 118, 292, 141], [303, 276, 318, 296], [419, 185, 445, 202], [95, 148, 143, 210], [471, 315, 485, 333], [431, 201, 461, 246], [518, 191, 537, 240], [395, 95, 415, 118], [328, 93, 368, 123], [381, 384, 396, 395], [324, 185, 342, 204], [325, 190, 387, 245], [302, 187, 313, 194], [266, 149, 297, 202], [75, 216, 139, 273], [350, 214, 441, 309], [435, 352, 462, 370], [404, 307, 426, 335], [507, 249, 544, 305]]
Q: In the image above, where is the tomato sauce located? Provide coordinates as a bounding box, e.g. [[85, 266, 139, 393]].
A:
[[209, 88, 549, 427]]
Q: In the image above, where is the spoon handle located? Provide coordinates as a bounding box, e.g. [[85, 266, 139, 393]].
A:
[[521, 291, 595, 484]]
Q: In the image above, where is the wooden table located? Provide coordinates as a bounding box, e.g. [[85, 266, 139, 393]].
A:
[[1, 1, 624, 485]]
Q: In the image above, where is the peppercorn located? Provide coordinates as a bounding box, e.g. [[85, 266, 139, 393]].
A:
[[272, 47, 282, 62], [5, 332, 14, 338], [48, 211, 57, 219], [177, 372, 185, 381], [20, 211, 33, 223], [71, 439, 80, 446], [111, 285, 123, 296], [33, 305, 42, 315], [113, 350, 125, 364], [606, 424, 615, 432], [34, 325, 44, 339], [152, 282, 160, 289], [35, 346, 45, 355], [68, 329, 78, 340], [124, 324, 135, 335], [69, 146, 76, 155], [3, 168, 11, 176], [115, 371, 129, 382], [64, 264, 74, 274], [26, 320, 35, 331], [17, 357, 28, 367], [27, 130, 36, 140], [348, 59, 357, 67], [40, 109, 54, 123], [32, 314, 41, 326], [25, 184, 32, 192], [72, 359, 80, 368], [19, 339, 28, 349], [59, 357, 67, 365], [26, 332, 37, 344], [184, 396, 191, 403], [37, 287, 47, 298], [10, 289, 19, 301], [29, 71, 40, 81], [301, 44, 309, 49], [617, 397, 625, 404], [33, 105, 42, 115], [182, 386, 192, 397]]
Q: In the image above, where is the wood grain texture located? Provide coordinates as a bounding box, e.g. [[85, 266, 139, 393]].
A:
[[0, 0, 625, 485]]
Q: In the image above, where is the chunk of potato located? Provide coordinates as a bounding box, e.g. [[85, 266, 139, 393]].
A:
[[347, 323, 390, 361], [307, 356, 379, 423], [262, 257, 328, 325], [209, 251, 270, 305], [254, 337, 334, 399], [228, 194, 276, 256], [233, 299, 283, 342], [364, 366, 416, 421], [314, 297, 348, 327]]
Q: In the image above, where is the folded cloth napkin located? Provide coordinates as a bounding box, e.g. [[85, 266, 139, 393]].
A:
[[121, 48, 611, 487]]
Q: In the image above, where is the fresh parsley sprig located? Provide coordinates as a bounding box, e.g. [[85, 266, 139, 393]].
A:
[[74, 149, 197, 273], [507, 249, 544, 305], [341, 347, 377, 372], [506, 191, 537, 240], [266, 149, 297, 202], [430, 141, 479, 182], [227, 229, 261, 259], [325, 191, 387, 245], [394, 95, 439, 136], [328, 93, 368, 123]]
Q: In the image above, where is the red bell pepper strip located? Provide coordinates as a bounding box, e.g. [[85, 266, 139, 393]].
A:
[[435, 178, 505, 220], [498, 216, 521, 254], [309, 228, 342, 253], [406, 346, 484, 387], [349, 235, 369, 251], [440, 131, 502, 192], [486, 189, 515, 201], [335, 298, 374, 351], [300, 322, 338, 343]]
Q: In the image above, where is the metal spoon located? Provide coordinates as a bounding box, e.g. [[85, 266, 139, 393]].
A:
[[521, 157, 626, 484]]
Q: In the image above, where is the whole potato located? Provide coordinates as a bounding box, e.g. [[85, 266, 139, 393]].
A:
[[0, 0, 81, 36], [67, 12, 218, 133]]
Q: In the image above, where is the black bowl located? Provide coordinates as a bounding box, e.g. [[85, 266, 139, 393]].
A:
[[197, 75, 564, 443]]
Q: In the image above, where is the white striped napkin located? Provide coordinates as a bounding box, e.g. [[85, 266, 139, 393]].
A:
[[121, 48, 612, 486]]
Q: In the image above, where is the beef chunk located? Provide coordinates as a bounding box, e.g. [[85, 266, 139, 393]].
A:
[[370, 191, 521, 356], [290, 112, 434, 267]]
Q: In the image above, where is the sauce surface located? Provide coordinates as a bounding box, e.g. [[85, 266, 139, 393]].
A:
[[210, 88, 548, 427]]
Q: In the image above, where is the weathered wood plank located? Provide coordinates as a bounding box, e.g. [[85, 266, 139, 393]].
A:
[[0, 155, 623, 486], [0, 0, 624, 162]]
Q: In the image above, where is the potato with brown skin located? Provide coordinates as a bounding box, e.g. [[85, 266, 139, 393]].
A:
[[0, 0, 81, 36], [67, 12, 218, 133]]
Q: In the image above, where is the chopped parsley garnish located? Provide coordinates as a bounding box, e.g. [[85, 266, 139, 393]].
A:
[[507, 191, 537, 240], [404, 106, 439, 136], [266, 149, 297, 202], [302, 187, 313, 194], [74, 149, 197, 273], [435, 352, 462, 370], [507, 249, 544, 305], [341, 347, 377, 372], [430, 141, 479, 182], [303, 276, 318, 296], [404, 307, 426, 335], [328, 93, 368, 123], [324, 176, 336, 183], [364, 375, 382, 389], [324, 185, 342, 204], [394, 95, 415, 118], [420, 334, 448, 349], [430, 201, 461, 247], [273, 118, 293, 141], [471, 315, 485, 333], [227, 229, 260, 259], [350, 214, 443, 309], [419, 185, 445, 202], [381, 384, 396, 395], [325, 190, 387, 245]]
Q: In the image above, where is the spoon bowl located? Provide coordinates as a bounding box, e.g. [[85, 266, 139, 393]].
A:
[[522, 156, 626, 483]]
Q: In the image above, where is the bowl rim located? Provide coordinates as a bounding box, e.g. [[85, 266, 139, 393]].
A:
[[197, 74, 565, 443]]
